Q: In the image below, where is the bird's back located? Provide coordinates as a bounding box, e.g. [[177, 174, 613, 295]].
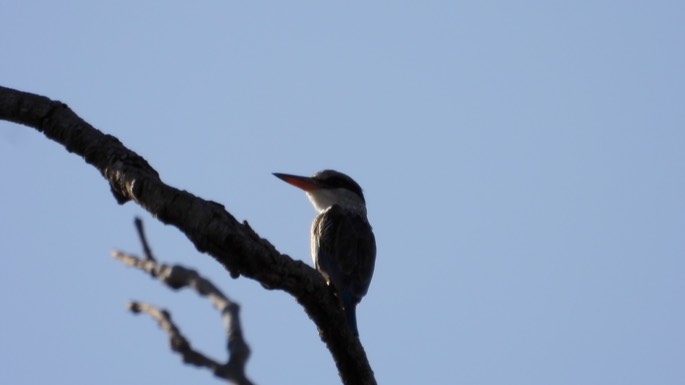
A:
[[311, 204, 376, 303]]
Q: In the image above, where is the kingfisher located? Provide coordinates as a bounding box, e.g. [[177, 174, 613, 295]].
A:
[[273, 170, 376, 337]]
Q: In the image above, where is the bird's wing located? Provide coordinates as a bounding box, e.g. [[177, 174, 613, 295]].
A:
[[313, 205, 376, 301]]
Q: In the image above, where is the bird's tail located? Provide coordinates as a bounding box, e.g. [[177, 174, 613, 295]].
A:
[[342, 293, 359, 337]]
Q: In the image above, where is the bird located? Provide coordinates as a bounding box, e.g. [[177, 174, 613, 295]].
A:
[[273, 170, 376, 337]]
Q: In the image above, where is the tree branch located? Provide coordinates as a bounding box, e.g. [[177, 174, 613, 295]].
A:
[[134, 217, 156, 262], [114, 219, 254, 385], [128, 301, 254, 385], [0, 85, 375, 385]]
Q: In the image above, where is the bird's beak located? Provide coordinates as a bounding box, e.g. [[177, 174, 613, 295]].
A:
[[273, 173, 319, 191]]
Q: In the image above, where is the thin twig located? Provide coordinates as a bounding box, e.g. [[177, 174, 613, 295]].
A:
[[128, 302, 221, 371], [113, 219, 254, 385], [134, 216, 156, 261]]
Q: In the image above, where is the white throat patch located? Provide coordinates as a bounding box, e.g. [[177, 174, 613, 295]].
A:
[[306, 188, 366, 215]]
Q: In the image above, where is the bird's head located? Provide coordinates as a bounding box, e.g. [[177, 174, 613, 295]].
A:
[[273, 169, 367, 214]]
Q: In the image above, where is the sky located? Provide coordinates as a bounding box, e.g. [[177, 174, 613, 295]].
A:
[[1, 1, 684, 384]]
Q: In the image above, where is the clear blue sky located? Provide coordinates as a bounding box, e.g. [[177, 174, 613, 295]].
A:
[[1, 1, 684, 384]]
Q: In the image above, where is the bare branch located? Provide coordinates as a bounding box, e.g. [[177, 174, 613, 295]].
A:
[[0, 85, 374, 385], [134, 217, 156, 261], [111, 219, 254, 383], [128, 302, 223, 372], [118, 252, 255, 384], [114, 218, 253, 384]]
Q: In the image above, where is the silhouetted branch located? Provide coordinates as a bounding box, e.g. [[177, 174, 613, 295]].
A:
[[0, 85, 375, 385], [114, 222, 254, 385], [128, 302, 233, 378], [134, 217, 156, 262]]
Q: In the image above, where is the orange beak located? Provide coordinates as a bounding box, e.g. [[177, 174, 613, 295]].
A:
[[273, 173, 320, 191]]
